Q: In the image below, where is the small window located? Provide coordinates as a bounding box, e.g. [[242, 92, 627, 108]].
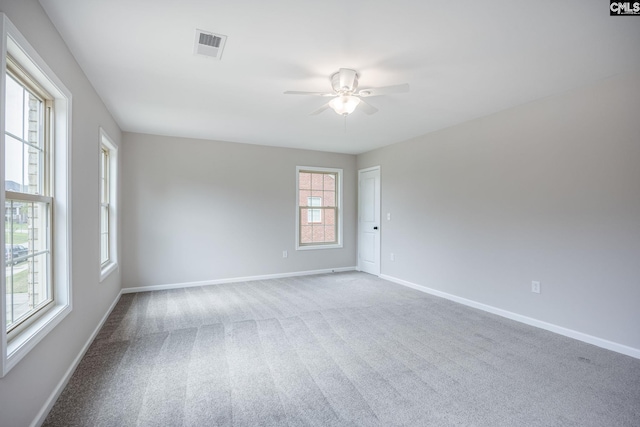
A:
[[296, 166, 342, 250], [99, 128, 117, 280]]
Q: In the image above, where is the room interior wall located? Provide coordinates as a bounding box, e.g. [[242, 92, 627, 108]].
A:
[[121, 132, 357, 290], [0, 1, 123, 426], [0, 2, 637, 425], [357, 70, 640, 352]]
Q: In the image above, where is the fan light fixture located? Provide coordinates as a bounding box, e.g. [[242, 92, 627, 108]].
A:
[[284, 68, 410, 117], [329, 95, 361, 115]]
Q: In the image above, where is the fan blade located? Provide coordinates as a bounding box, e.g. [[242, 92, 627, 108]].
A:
[[310, 102, 331, 115], [358, 99, 378, 115], [338, 68, 357, 91], [284, 90, 334, 97], [357, 83, 410, 97]]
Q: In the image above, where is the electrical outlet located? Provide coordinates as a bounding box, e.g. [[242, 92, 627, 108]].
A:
[[390, 253, 395, 261], [283, 250, 288, 258], [387, 213, 391, 220], [531, 281, 541, 294]]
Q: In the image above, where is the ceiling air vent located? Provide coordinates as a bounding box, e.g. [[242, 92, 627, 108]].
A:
[[194, 29, 227, 59]]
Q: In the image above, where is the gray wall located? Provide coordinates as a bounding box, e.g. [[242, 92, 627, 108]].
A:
[[0, 3, 637, 426], [358, 71, 640, 350], [121, 132, 357, 289], [0, 1, 122, 426]]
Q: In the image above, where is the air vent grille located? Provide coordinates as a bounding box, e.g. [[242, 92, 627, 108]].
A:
[[194, 29, 227, 59], [199, 33, 222, 48]]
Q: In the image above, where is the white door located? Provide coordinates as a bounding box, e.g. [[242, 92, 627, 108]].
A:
[[358, 166, 381, 275]]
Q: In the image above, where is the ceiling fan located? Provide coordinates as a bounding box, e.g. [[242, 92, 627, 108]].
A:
[[284, 68, 409, 116]]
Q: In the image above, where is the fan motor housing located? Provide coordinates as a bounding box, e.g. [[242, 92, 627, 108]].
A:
[[331, 70, 359, 93]]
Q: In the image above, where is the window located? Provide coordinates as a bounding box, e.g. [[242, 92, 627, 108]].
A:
[[99, 128, 117, 280], [1, 14, 72, 376], [296, 166, 343, 250], [4, 59, 53, 333], [100, 146, 109, 264]]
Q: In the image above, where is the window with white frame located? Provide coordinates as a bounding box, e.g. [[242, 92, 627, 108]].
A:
[[100, 146, 109, 264], [4, 58, 53, 333], [2, 14, 72, 376], [99, 129, 117, 279], [296, 167, 343, 249]]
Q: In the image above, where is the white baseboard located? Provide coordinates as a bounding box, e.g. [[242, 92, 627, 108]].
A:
[[380, 274, 640, 360], [122, 266, 358, 294], [31, 289, 124, 427]]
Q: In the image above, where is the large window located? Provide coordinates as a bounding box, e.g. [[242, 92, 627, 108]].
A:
[[99, 128, 117, 280], [296, 166, 343, 250], [4, 60, 53, 333], [1, 14, 72, 376]]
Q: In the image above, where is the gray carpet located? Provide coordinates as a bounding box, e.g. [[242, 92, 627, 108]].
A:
[[44, 272, 640, 426]]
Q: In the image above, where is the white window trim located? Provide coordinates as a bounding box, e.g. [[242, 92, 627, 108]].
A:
[[0, 14, 73, 377], [99, 127, 118, 282], [295, 166, 343, 251]]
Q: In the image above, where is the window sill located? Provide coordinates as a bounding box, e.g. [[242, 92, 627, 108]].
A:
[[100, 261, 118, 282], [296, 243, 343, 251], [4, 301, 71, 376]]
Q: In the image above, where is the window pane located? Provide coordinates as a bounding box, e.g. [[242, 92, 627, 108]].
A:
[[101, 234, 109, 265], [300, 208, 309, 225], [30, 252, 50, 308], [5, 74, 44, 196], [26, 92, 42, 148], [5, 200, 14, 256], [7, 200, 50, 253], [298, 189, 310, 206], [309, 209, 321, 223], [101, 205, 109, 234], [308, 196, 321, 207], [100, 148, 109, 204], [6, 251, 50, 329], [100, 177, 106, 205], [30, 201, 49, 254], [299, 172, 311, 190], [5, 134, 25, 191], [323, 174, 336, 191], [5, 74, 24, 138], [325, 226, 336, 243], [325, 208, 336, 225], [311, 173, 323, 190], [323, 191, 336, 207], [5, 265, 17, 327], [8, 201, 28, 249], [24, 142, 42, 195], [5, 199, 51, 330], [301, 207, 337, 244], [310, 190, 323, 202], [312, 226, 325, 242], [100, 204, 109, 265], [300, 225, 313, 243]]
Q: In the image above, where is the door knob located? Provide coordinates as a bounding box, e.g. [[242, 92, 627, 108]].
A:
[[373, 226, 378, 230]]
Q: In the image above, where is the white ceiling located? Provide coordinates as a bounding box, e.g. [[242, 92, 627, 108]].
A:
[[40, 0, 640, 155]]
